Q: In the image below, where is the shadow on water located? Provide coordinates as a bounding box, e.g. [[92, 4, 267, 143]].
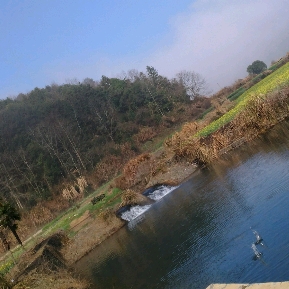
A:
[[74, 121, 289, 289]]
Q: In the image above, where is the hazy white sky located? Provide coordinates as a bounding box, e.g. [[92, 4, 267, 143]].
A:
[[148, 0, 289, 92], [1, 0, 289, 98]]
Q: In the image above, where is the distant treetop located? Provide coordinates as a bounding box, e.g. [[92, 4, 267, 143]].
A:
[[247, 60, 267, 75]]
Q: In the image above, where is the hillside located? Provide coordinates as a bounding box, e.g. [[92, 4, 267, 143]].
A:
[[1, 53, 289, 249], [0, 67, 213, 244]]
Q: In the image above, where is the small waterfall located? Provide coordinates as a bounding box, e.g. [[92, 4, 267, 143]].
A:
[[121, 205, 152, 222], [118, 185, 178, 224], [145, 185, 178, 201], [127, 215, 146, 230]]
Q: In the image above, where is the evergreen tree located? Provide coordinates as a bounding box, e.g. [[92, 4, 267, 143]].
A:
[[247, 60, 267, 74], [0, 201, 22, 246]]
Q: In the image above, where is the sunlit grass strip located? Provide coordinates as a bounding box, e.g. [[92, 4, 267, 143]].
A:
[[0, 183, 122, 266], [42, 187, 123, 235], [197, 62, 289, 137]]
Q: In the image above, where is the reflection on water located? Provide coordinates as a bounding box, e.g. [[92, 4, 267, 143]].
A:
[[74, 121, 289, 289]]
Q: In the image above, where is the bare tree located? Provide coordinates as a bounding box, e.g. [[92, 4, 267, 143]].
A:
[[82, 77, 98, 87], [176, 71, 208, 99], [29, 126, 69, 177], [94, 105, 116, 142], [65, 78, 80, 85], [117, 69, 140, 82], [10, 154, 42, 197], [0, 163, 23, 209], [57, 120, 86, 171]]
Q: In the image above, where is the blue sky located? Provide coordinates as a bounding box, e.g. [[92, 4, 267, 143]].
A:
[[1, 0, 289, 99]]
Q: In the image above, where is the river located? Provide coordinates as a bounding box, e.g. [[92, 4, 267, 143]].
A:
[[74, 121, 289, 289]]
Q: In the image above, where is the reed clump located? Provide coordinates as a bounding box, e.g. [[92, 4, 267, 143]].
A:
[[119, 189, 150, 207], [115, 153, 151, 189], [99, 208, 114, 222]]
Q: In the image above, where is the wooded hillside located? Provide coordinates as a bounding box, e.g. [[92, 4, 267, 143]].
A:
[[0, 67, 211, 210]]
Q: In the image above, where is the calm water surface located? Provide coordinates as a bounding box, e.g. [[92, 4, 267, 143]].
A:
[[75, 123, 289, 289]]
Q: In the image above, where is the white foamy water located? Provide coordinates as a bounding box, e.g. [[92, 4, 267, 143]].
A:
[[121, 205, 152, 222], [127, 215, 146, 230], [120, 186, 178, 223], [146, 185, 178, 201]]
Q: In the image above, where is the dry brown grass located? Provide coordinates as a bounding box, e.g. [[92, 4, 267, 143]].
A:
[[114, 175, 128, 190], [0, 275, 11, 288], [164, 121, 216, 164], [123, 153, 151, 177], [62, 177, 88, 200], [133, 126, 157, 144], [98, 208, 114, 222], [164, 122, 200, 156]]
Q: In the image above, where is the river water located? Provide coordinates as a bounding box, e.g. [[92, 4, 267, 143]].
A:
[[74, 122, 289, 289]]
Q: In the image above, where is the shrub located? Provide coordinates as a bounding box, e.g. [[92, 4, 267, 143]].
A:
[[197, 106, 214, 120], [133, 127, 157, 144], [114, 175, 128, 190], [99, 208, 114, 222], [122, 153, 151, 185]]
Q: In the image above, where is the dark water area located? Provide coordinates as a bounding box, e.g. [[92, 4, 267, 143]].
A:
[[74, 121, 289, 289]]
